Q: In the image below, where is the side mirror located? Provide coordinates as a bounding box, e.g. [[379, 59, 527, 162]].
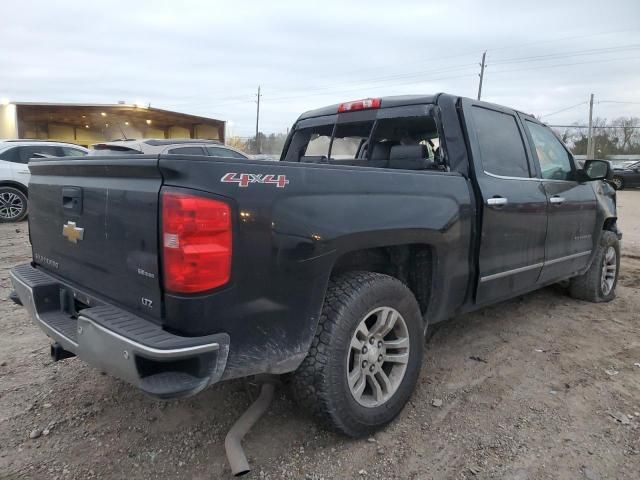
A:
[[581, 159, 611, 181]]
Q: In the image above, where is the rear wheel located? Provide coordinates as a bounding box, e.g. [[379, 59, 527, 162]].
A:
[[569, 230, 620, 302], [0, 187, 28, 223], [289, 271, 424, 437], [611, 176, 624, 190]]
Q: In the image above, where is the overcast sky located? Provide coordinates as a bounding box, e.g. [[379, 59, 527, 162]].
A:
[[1, 0, 639, 136]]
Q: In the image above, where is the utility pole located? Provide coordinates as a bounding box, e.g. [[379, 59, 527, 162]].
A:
[[255, 86, 261, 154], [477, 51, 487, 101], [586, 93, 594, 159]]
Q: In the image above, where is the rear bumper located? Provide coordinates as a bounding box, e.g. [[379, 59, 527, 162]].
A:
[[10, 263, 230, 399]]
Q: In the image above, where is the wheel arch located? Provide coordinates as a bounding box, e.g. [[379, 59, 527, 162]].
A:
[[602, 216, 618, 233], [0, 181, 28, 196], [330, 243, 435, 320]]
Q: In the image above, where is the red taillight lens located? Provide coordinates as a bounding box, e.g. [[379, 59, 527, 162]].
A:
[[337, 98, 381, 113], [161, 191, 232, 293]]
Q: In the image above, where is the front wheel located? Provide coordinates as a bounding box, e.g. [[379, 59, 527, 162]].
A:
[[289, 271, 424, 438], [569, 231, 620, 302], [0, 187, 28, 223]]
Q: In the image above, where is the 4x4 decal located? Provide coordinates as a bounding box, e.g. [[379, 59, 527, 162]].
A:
[[221, 172, 289, 188]]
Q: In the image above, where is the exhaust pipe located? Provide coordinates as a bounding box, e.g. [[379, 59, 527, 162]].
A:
[[225, 381, 276, 476]]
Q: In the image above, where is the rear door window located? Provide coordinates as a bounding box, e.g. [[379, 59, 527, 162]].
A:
[[471, 106, 531, 178], [61, 147, 87, 157], [206, 146, 247, 159], [18, 146, 61, 162], [168, 146, 205, 155]]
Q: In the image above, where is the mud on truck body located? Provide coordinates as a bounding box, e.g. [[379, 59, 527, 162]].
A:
[[11, 93, 620, 438]]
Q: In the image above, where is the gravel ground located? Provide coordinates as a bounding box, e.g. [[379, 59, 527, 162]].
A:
[[1, 190, 639, 480]]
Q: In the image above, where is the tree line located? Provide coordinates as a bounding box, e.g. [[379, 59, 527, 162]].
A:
[[227, 132, 288, 156], [555, 116, 640, 157]]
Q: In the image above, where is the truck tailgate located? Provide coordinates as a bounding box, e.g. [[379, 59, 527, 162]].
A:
[[27, 157, 163, 319]]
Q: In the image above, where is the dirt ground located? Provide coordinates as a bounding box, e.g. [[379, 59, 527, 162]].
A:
[[1, 191, 639, 480]]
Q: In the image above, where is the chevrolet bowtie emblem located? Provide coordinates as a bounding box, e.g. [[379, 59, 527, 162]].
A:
[[62, 221, 84, 244]]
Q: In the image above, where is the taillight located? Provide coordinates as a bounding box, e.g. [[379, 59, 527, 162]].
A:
[[161, 191, 232, 293], [337, 98, 381, 113]]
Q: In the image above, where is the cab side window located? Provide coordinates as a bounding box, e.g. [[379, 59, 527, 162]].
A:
[[525, 121, 574, 181], [471, 106, 531, 178]]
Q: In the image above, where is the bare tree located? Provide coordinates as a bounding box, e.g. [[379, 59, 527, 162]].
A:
[[612, 117, 640, 152]]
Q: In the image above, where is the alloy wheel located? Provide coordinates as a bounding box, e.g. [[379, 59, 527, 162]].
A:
[[0, 191, 24, 220], [346, 307, 410, 408], [601, 246, 617, 295]]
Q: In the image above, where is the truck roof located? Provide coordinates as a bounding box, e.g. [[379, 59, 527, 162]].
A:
[[297, 94, 442, 120], [297, 93, 536, 122]]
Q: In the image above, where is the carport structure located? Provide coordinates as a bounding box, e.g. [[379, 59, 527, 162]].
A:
[[0, 101, 225, 147]]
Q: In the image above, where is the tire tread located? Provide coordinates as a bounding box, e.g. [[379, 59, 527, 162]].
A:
[[289, 271, 422, 437]]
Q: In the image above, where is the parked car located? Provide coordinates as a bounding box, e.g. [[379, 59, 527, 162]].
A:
[[11, 93, 619, 439], [0, 140, 88, 222], [612, 160, 639, 171], [611, 160, 640, 189], [90, 138, 249, 159], [250, 154, 279, 161]]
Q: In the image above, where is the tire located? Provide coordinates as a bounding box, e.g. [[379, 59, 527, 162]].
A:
[[0, 187, 28, 223], [611, 176, 624, 190], [289, 271, 424, 438], [569, 231, 620, 302]]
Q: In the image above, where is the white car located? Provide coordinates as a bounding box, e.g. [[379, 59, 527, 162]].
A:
[[0, 140, 88, 222], [90, 138, 249, 158]]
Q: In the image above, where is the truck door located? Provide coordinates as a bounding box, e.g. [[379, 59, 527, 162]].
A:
[[521, 118, 597, 283], [461, 100, 548, 304]]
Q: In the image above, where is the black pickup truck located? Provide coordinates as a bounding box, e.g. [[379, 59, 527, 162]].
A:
[[11, 93, 620, 438]]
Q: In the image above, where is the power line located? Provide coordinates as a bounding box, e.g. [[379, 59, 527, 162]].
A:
[[167, 30, 640, 110], [263, 55, 640, 104], [152, 32, 640, 122], [598, 100, 640, 105], [262, 28, 640, 90], [184, 46, 639, 110], [491, 44, 640, 65], [489, 55, 640, 76], [540, 101, 588, 118]]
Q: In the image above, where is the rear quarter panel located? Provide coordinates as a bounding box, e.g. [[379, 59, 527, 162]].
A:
[[159, 156, 473, 378]]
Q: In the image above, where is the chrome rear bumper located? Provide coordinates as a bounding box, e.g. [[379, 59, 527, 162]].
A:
[[10, 263, 230, 399]]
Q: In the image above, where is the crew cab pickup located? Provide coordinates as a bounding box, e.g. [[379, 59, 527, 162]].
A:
[[11, 94, 620, 437]]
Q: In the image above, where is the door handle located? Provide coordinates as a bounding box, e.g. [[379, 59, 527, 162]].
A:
[[487, 196, 508, 206], [549, 196, 565, 205]]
